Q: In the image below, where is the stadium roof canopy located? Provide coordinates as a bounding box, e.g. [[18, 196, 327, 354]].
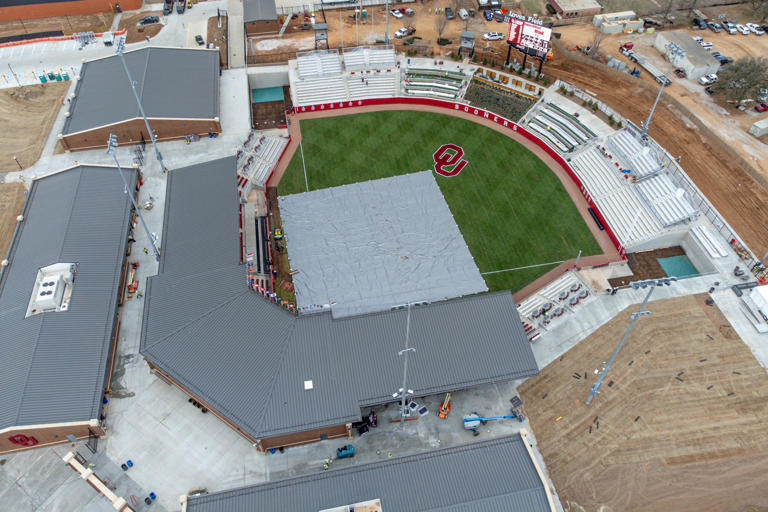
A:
[[244, 0, 277, 22], [62, 47, 219, 136], [0, 165, 135, 430], [184, 434, 554, 511], [140, 157, 539, 441]]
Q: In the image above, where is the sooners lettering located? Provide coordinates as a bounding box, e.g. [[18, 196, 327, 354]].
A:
[[433, 144, 468, 177]]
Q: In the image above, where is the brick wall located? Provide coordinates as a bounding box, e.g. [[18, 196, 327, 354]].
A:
[[61, 118, 222, 151]]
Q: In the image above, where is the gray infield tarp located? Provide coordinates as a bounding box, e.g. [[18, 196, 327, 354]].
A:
[[279, 171, 487, 317]]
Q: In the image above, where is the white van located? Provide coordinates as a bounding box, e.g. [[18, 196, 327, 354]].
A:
[[700, 41, 713, 50], [102, 32, 115, 46], [458, 8, 469, 20]]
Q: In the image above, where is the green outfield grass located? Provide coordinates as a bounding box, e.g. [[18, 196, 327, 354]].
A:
[[279, 110, 602, 293]]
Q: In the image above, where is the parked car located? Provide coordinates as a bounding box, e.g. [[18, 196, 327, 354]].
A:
[[707, 21, 721, 32], [762, 25, 768, 32], [483, 9, 493, 20], [139, 15, 159, 25], [102, 32, 115, 46], [705, 86, 715, 95], [711, 51, 722, 59], [162, 0, 173, 14], [692, 35, 703, 42], [403, 7, 415, 16], [483, 31, 505, 41], [674, 68, 686, 78], [493, 10, 506, 22], [692, 17, 706, 29], [458, 8, 469, 20], [736, 24, 750, 34], [753, 26, 766, 35], [700, 41, 713, 50], [718, 56, 733, 65], [195, 35, 204, 45], [698, 73, 718, 85], [176, 0, 185, 13], [755, 103, 768, 112], [445, 7, 454, 19], [390, 8, 403, 18]]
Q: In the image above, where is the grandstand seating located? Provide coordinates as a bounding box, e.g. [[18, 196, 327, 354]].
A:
[[292, 75, 348, 105], [634, 174, 697, 227], [607, 129, 660, 178], [528, 120, 571, 153], [297, 50, 343, 78], [404, 68, 467, 100], [517, 272, 593, 331], [236, 134, 288, 189], [347, 70, 399, 100], [343, 47, 396, 72], [570, 146, 662, 246]]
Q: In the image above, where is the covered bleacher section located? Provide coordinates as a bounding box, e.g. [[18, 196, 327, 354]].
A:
[[634, 174, 697, 227], [403, 67, 467, 100], [524, 102, 596, 154], [606, 129, 660, 178]]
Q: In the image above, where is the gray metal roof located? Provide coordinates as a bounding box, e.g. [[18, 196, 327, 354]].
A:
[[140, 158, 539, 441], [244, 0, 277, 22], [62, 47, 220, 135], [185, 434, 552, 512], [0, 165, 135, 429]]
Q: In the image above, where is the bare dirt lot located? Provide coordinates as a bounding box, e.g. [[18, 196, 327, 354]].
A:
[[547, 45, 768, 261], [118, 11, 163, 44], [0, 82, 68, 173], [520, 294, 768, 512], [206, 15, 227, 68], [555, 23, 768, 185], [0, 12, 113, 38], [0, 183, 27, 258]]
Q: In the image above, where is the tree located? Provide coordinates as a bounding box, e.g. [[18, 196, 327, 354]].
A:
[[587, 28, 606, 58], [710, 57, 768, 104], [435, 13, 448, 39], [751, 0, 768, 23]]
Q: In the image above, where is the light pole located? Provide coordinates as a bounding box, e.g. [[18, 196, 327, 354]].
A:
[[107, 134, 161, 262], [585, 277, 676, 405], [395, 303, 416, 425], [385, 0, 389, 45], [115, 37, 168, 173], [641, 42, 685, 138], [12, 156, 22, 171]]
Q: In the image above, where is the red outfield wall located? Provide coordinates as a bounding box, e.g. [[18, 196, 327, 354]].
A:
[[287, 97, 626, 258], [0, 0, 140, 22]]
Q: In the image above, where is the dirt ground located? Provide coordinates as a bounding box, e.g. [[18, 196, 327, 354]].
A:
[[118, 11, 163, 44], [0, 12, 113, 38], [546, 45, 768, 264], [0, 183, 27, 258], [555, 22, 768, 184], [248, 2, 516, 59], [206, 15, 227, 67], [520, 294, 768, 512], [0, 82, 69, 173]]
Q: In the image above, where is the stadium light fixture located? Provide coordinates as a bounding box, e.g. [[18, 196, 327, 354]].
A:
[[394, 303, 417, 426], [107, 134, 161, 262], [642, 42, 685, 138], [115, 37, 168, 173], [585, 277, 676, 405]]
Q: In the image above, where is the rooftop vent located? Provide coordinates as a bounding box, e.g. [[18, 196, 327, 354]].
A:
[[304, 380, 314, 390], [26, 263, 76, 317]]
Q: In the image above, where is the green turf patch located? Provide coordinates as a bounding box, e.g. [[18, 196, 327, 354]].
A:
[[279, 110, 602, 293]]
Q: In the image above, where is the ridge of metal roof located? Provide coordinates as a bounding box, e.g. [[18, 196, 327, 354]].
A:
[[0, 165, 135, 429], [185, 433, 553, 512], [140, 157, 540, 441]]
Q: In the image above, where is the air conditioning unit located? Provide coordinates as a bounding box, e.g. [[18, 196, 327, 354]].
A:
[[37, 276, 64, 310]]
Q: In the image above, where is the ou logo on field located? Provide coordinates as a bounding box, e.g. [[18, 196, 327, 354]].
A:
[[433, 144, 468, 177]]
